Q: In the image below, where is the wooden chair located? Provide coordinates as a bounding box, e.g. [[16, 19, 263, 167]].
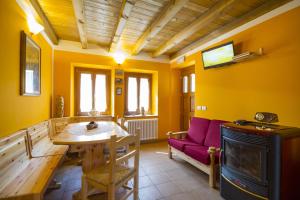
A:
[[81, 129, 140, 200]]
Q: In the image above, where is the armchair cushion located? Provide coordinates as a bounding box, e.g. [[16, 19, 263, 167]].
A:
[[186, 117, 211, 145], [168, 138, 199, 151], [204, 120, 227, 148], [184, 145, 220, 165]]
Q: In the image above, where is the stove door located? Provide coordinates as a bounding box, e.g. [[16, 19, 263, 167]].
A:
[[222, 136, 268, 186]]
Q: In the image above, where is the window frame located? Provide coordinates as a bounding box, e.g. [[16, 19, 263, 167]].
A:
[[124, 72, 152, 116], [74, 67, 111, 116]]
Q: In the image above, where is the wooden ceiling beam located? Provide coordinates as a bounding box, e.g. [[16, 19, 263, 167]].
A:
[[28, 0, 59, 45], [131, 0, 189, 55], [171, 0, 292, 60], [109, 0, 136, 53], [153, 0, 237, 57], [72, 0, 88, 49]]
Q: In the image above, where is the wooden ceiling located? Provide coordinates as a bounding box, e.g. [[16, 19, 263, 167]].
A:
[[35, 0, 291, 59]]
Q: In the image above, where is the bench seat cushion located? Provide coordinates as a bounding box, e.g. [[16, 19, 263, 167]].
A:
[[186, 117, 210, 145], [183, 145, 220, 165], [168, 138, 199, 151]]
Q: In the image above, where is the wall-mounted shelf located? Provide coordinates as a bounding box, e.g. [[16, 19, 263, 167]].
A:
[[233, 48, 263, 63]]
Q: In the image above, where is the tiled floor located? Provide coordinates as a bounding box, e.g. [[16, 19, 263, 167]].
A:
[[44, 142, 223, 200]]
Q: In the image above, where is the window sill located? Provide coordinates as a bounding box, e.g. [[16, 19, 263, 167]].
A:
[[124, 115, 158, 119]]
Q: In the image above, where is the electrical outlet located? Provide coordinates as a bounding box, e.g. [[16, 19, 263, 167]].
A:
[[196, 106, 202, 111], [201, 106, 207, 111]]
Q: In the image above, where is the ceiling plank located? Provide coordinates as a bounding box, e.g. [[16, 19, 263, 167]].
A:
[[152, 0, 237, 57], [131, 0, 189, 55], [109, 0, 136, 53], [28, 0, 59, 44], [72, 0, 88, 49], [171, 0, 292, 60]]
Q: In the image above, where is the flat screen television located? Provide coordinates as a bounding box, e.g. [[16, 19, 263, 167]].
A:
[[202, 42, 234, 69]]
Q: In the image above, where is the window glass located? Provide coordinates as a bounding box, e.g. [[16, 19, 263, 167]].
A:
[[140, 78, 149, 111], [128, 77, 138, 112], [80, 73, 92, 112], [183, 76, 188, 93], [191, 73, 195, 92], [95, 74, 107, 112]]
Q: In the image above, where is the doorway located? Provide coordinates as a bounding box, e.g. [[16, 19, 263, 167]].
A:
[[180, 66, 195, 130]]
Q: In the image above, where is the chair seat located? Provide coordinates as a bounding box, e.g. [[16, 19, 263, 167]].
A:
[[86, 164, 134, 186], [168, 138, 199, 151], [183, 145, 220, 165]]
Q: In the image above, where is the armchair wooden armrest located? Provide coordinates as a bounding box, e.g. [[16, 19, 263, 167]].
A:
[[207, 146, 221, 188], [167, 131, 188, 139]]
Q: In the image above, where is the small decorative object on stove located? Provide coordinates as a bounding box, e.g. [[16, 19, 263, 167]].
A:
[[254, 112, 278, 123], [86, 121, 98, 130]]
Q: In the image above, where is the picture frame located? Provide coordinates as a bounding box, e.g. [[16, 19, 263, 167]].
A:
[[115, 78, 123, 85], [115, 69, 124, 76], [116, 87, 122, 95], [20, 31, 41, 96]]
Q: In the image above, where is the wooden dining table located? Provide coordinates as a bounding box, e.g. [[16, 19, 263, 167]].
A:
[[52, 121, 129, 199]]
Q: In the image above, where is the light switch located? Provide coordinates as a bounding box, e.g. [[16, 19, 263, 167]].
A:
[[201, 106, 207, 111], [196, 106, 202, 111]]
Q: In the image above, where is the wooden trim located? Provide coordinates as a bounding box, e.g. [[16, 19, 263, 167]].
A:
[[72, 0, 88, 49], [124, 72, 152, 116], [109, 0, 136, 52], [28, 0, 59, 44], [131, 0, 188, 55], [74, 67, 111, 116], [153, 0, 237, 57]]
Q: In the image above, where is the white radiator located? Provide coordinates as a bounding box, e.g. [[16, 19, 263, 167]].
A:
[[126, 118, 158, 141]]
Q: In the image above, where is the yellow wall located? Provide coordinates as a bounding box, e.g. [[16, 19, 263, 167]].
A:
[[172, 7, 300, 127], [0, 0, 53, 138], [53, 51, 181, 139]]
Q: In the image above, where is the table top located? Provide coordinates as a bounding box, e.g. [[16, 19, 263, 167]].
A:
[[52, 121, 129, 145]]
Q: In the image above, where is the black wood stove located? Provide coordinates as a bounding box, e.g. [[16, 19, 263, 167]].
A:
[[220, 122, 300, 200]]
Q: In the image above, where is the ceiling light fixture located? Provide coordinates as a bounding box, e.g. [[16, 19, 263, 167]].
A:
[[27, 15, 44, 35], [113, 51, 126, 65]]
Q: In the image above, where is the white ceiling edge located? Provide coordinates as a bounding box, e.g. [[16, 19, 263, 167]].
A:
[[53, 40, 170, 64], [171, 0, 300, 63]]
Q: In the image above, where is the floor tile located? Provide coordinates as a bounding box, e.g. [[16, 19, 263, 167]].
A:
[[156, 182, 182, 197], [139, 185, 162, 200], [139, 176, 153, 188]]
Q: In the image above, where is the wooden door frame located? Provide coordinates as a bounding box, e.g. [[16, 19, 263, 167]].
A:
[[180, 65, 195, 130]]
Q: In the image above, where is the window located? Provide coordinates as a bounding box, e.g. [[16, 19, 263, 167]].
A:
[[75, 68, 111, 116], [190, 73, 195, 92], [183, 75, 188, 93], [125, 73, 152, 115]]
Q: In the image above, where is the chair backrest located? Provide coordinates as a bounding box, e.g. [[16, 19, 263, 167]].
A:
[[108, 129, 140, 184], [187, 117, 211, 145], [116, 115, 127, 131]]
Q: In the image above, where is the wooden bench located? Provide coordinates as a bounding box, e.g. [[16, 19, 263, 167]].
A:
[[0, 120, 68, 200]]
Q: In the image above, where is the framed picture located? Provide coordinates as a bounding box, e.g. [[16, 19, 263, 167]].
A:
[[20, 31, 41, 96], [115, 69, 124, 76], [116, 87, 122, 95], [115, 78, 123, 85]]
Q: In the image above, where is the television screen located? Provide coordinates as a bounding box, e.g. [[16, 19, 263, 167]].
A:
[[202, 42, 234, 69]]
